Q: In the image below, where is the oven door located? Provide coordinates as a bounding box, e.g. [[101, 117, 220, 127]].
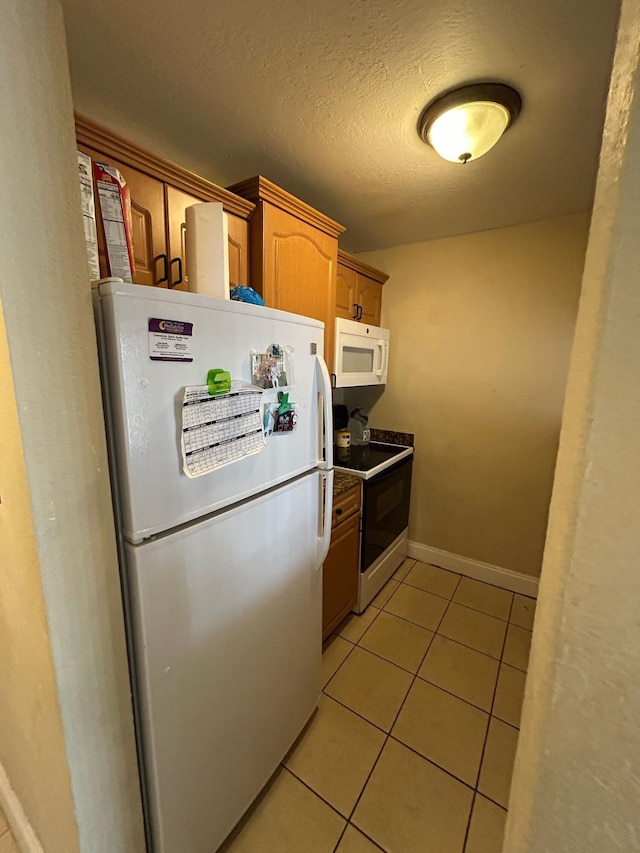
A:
[[361, 454, 413, 572]]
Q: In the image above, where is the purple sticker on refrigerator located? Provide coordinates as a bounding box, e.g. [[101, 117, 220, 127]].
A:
[[149, 317, 194, 361]]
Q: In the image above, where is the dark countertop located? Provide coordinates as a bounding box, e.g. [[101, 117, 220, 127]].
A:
[[333, 471, 361, 498]]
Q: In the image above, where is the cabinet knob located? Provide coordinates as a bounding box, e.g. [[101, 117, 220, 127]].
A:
[[336, 507, 343, 516]]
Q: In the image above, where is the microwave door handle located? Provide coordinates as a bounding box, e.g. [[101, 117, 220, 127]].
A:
[[375, 340, 385, 377]]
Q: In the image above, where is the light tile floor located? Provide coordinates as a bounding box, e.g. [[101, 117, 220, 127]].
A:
[[0, 804, 18, 853], [222, 559, 534, 853]]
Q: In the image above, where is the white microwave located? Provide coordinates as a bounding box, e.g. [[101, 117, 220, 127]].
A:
[[334, 318, 390, 387]]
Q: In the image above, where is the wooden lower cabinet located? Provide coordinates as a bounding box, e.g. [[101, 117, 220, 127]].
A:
[[322, 485, 361, 640]]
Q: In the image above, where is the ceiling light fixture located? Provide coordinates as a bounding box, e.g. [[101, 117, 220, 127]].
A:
[[418, 83, 521, 164]]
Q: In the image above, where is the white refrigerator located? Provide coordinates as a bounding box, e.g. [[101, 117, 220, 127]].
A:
[[93, 280, 333, 853]]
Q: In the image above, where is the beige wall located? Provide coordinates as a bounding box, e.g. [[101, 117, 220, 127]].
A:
[[506, 0, 640, 848], [0, 1, 144, 850], [0, 300, 79, 851], [358, 213, 589, 577]]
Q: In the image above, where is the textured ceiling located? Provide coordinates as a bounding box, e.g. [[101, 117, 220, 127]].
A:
[[60, 0, 620, 252]]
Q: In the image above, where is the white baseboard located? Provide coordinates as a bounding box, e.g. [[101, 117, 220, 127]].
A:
[[0, 761, 44, 853], [406, 541, 539, 598]]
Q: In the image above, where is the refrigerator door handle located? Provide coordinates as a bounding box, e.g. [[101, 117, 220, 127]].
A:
[[316, 355, 333, 470], [317, 470, 334, 566]]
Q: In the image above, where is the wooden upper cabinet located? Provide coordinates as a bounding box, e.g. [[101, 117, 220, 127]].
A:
[[75, 115, 254, 291], [109, 161, 166, 287], [357, 277, 383, 326], [165, 189, 250, 291], [335, 263, 357, 321], [166, 186, 202, 292], [263, 205, 336, 321], [226, 214, 250, 288], [77, 144, 167, 286], [227, 176, 345, 371], [336, 250, 388, 327]]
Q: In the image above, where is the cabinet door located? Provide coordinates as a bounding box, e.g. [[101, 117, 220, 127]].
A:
[[166, 189, 250, 292], [356, 274, 383, 326], [336, 262, 357, 321], [79, 147, 167, 287], [227, 213, 250, 287], [260, 204, 338, 371], [322, 512, 360, 640], [165, 185, 201, 292]]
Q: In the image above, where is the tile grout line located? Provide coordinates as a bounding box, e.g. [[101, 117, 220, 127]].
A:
[[277, 765, 357, 850], [329, 558, 419, 853], [330, 816, 386, 853], [344, 605, 443, 830], [333, 618, 506, 717], [383, 591, 516, 649], [320, 685, 507, 802], [462, 589, 517, 850], [323, 562, 522, 851], [462, 790, 479, 853], [334, 573, 521, 729], [320, 692, 389, 736], [403, 579, 514, 623], [344, 825, 386, 852], [462, 595, 515, 853], [424, 560, 535, 597], [342, 572, 465, 844], [240, 561, 519, 851], [325, 607, 383, 689], [384, 733, 478, 793]]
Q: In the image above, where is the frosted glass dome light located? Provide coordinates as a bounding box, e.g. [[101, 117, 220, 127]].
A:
[[418, 84, 521, 164]]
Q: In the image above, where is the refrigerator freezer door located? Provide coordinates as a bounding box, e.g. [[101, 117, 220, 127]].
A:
[[95, 281, 330, 542], [126, 470, 332, 853]]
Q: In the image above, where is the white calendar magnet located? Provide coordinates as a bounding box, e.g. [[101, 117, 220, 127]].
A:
[[181, 382, 265, 478]]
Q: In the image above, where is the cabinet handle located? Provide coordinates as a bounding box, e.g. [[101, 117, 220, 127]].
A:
[[154, 253, 169, 285], [353, 304, 359, 321], [330, 372, 337, 389], [336, 507, 343, 516], [356, 304, 363, 321], [169, 257, 183, 288]]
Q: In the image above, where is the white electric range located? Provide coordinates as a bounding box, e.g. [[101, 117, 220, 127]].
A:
[[334, 442, 414, 611]]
